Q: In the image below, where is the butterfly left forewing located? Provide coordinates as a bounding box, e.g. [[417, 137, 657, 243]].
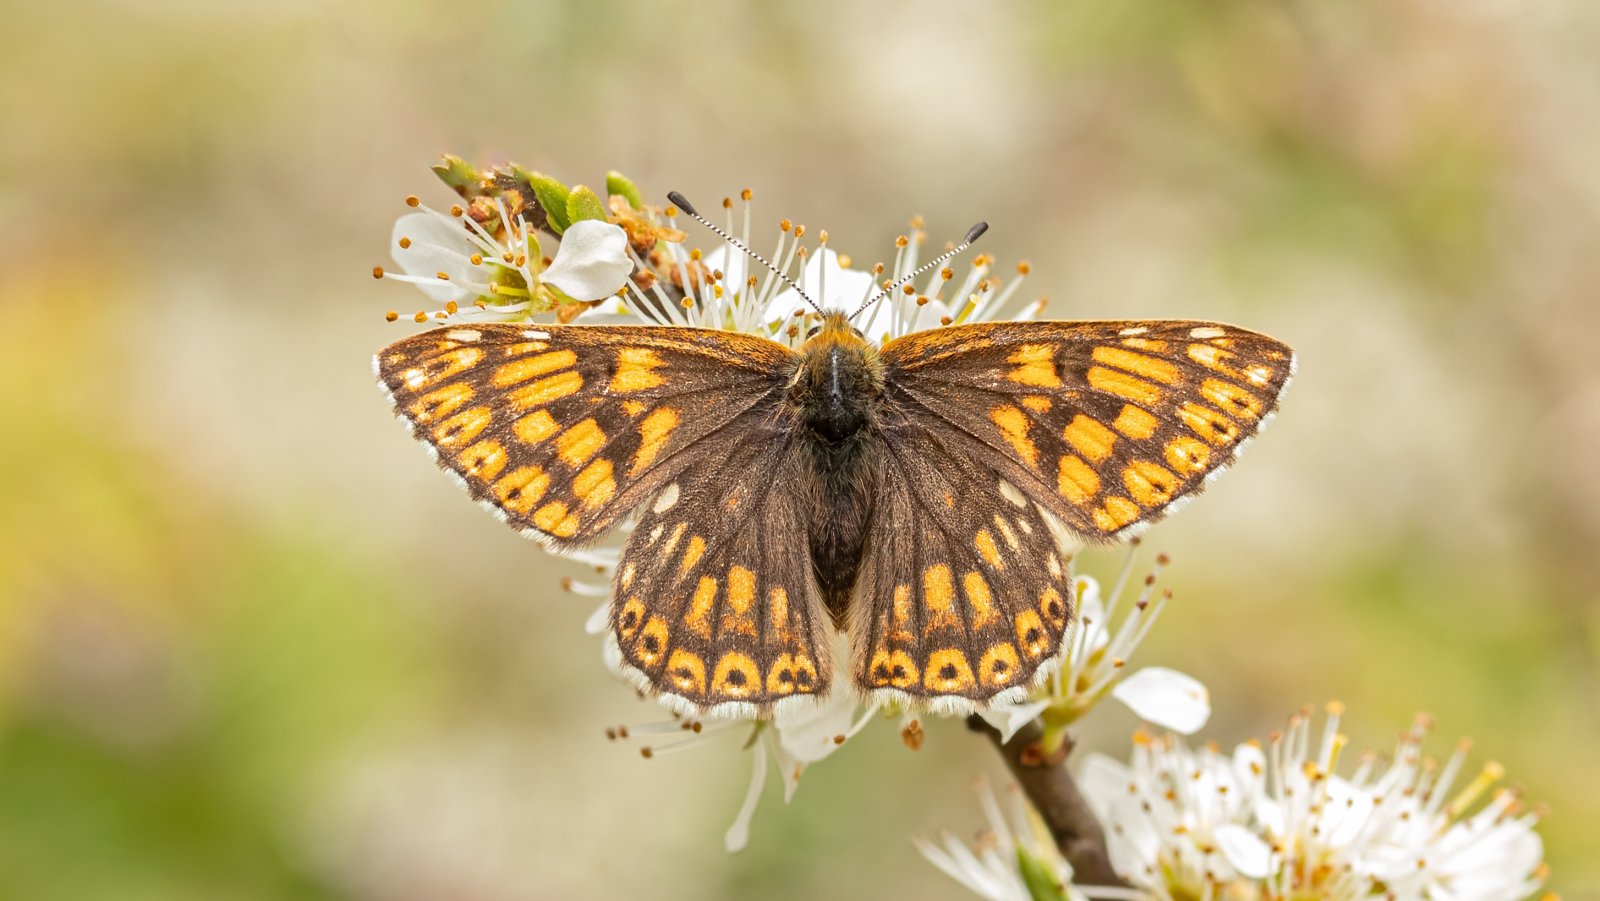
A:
[[375, 323, 796, 548], [880, 319, 1294, 541]]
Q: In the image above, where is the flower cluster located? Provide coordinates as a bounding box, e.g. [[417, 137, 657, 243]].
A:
[[1071, 704, 1547, 900]]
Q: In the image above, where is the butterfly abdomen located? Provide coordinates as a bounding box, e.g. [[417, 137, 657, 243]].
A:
[[790, 313, 887, 625]]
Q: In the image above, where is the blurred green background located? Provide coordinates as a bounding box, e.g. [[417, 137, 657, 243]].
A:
[[2, 0, 1597, 898]]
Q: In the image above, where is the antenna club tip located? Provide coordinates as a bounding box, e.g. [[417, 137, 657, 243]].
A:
[[964, 221, 990, 244], [666, 191, 699, 217]]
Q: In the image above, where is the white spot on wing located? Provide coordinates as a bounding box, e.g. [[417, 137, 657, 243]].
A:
[[1119, 326, 1149, 336], [1190, 326, 1226, 339], [998, 480, 1028, 508], [522, 329, 551, 340], [652, 482, 681, 514], [446, 329, 482, 343]]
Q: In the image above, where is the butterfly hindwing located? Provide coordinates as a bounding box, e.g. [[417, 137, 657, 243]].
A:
[[610, 417, 832, 715], [852, 413, 1077, 708], [880, 319, 1295, 541], [375, 323, 797, 549]]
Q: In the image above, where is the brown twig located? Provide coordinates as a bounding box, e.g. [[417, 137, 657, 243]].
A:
[[966, 715, 1129, 888]]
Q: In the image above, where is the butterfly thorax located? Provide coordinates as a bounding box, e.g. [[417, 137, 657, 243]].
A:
[[789, 312, 886, 625]]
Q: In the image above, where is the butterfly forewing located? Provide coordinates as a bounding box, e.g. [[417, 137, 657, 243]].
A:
[[375, 323, 796, 547], [881, 320, 1295, 540]]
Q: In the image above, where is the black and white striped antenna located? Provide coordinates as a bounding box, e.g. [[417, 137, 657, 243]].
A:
[[667, 191, 823, 317], [847, 221, 988, 322]]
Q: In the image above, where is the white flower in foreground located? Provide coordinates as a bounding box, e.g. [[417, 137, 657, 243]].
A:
[[918, 778, 1091, 901], [1079, 704, 1548, 901], [980, 548, 1210, 745], [377, 196, 632, 322]]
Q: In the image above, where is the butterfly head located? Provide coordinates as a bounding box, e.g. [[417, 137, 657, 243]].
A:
[[791, 312, 884, 443]]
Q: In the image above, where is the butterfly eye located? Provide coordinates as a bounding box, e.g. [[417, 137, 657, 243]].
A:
[[805, 324, 823, 340]]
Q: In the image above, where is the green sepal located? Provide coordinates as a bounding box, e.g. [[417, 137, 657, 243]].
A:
[[432, 154, 482, 197], [1016, 847, 1069, 901], [605, 170, 644, 210], [519, 169, 573, 233], [567, 185, 608, 225]]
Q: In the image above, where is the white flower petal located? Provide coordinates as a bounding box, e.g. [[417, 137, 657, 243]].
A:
[[723, 741, 768, 853], [1213, 824, 1274, 878], [1110, 667, 1210, 734], [1075, 752, 1132, 821], [542, 220, 634, 301], [978, 698, 1050, 744], [391, 212, 477, 303], [765, 248, 876, 320]]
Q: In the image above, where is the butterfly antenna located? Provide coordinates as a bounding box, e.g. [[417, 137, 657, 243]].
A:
[[667, 191, 823, 316], [847, 221, 988, 321]]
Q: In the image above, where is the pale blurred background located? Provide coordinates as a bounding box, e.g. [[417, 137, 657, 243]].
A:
[[2, 0, 1598, 897]]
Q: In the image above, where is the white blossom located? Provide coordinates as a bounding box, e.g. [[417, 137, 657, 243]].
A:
[[1078, 704, 1547, 901], [917, 778, 1092, 901], [378, 196, 632, 322]]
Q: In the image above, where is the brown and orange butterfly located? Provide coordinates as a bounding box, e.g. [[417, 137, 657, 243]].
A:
[[376, 201, 1294, 718]]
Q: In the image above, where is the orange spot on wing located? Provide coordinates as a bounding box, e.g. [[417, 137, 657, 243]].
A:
[[621, 400, 648, 416], [666, 650, 707, 695], [1112, 404, 1159, 440], [974, 529, 1005, 569], [513, 409, 560, 445], [711, 652, 761, 698], [1165, 436, 1211, 474], [507, 369, 583, 410], [1020, 395, 1053, 413], [631, 407, 680, 475], [556, 418, 607, 466], [431, 406, 493, 449], [610, 347, 666, 393], [493, 465, 549, 514], [1063, 414, 1116, 462], [1015, 610, 1049, 659], [1199, 378, 1264, 420], [1092, 496, 1141, 532], [1091, 345, 1180, 384], [573, 458, 616, 509], [407, 383, 474, 423], [1177, 403, 1241, 445], [1123, 460, 1181, 507], [963, 571, 997, 629], [1006, 344, 1061, 388], [1087, 366, 1163, 404], [922, 564, 959, 633], [490, 350, 577, 387], [684, 576, 718, 638], [923, 648, 976, 694], [533, 501, 579, 537], [867, 649, 919, 689], [459, 439, 507, 480], [978, 643, 1022, 688], [1056, 455, 1100, 505], [989, 405, 1039, 468], [680, 535, 707, 574]]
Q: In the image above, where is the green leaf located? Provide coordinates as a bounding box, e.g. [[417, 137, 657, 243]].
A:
[[521, 169, 573, 233], [566, 185, 607, 225], [605, 170, 644, 210], [431, 154, 481, 197], [1016, 847, 1068, 901]]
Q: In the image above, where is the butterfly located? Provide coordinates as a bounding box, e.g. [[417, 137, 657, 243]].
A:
[[375, 199, 1294, 718]]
